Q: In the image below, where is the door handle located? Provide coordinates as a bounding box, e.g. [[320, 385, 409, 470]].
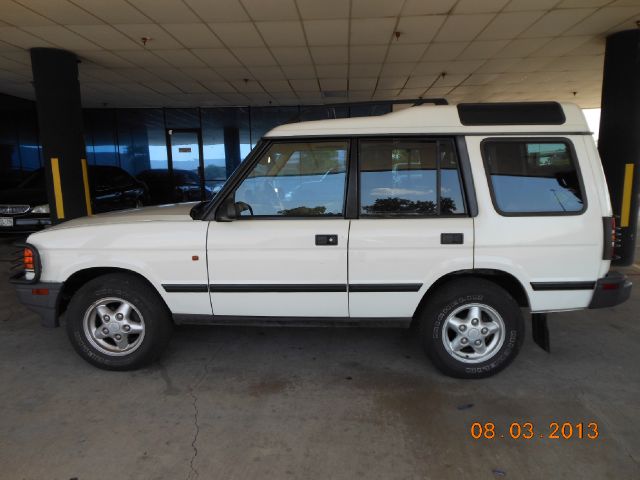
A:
[[441, 233, 463, 244], [316, 234, 338, 246]]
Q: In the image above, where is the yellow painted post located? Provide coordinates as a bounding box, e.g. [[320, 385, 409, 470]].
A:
[[81, 158, 93, 216], [50, 157, 65, 220], [620, 163, 634, 227]]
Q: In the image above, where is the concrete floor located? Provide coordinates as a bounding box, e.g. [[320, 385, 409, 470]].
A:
[[0, 236, 638, 480]]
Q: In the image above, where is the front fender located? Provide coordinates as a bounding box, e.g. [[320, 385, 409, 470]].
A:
[[27, 221, 213, 316]]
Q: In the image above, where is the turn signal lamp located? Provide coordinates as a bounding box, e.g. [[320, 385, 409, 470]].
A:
[[23, 247, 35, 271]]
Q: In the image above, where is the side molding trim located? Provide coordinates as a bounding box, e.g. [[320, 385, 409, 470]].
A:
[[163, 283, 424, 293], [173, 314, 412, 328], [530, 281, 596, 291]]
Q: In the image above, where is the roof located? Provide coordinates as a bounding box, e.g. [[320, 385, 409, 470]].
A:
[[265, 102, 589, 138]]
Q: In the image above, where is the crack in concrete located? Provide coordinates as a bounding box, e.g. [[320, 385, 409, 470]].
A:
[[186, 390, 200, 480], [183, 335, 244, 480]]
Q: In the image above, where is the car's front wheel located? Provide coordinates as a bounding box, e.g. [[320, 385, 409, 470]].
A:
[[419, 278, 524, 378], [65, 273, 172, 370]]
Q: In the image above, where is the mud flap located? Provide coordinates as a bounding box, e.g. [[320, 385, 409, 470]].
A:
[[531, 313, 550, 352]]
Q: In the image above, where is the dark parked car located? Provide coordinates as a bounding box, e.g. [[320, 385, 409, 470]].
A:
[[0, 165, 147, 233], [136, 169, 215, 205]]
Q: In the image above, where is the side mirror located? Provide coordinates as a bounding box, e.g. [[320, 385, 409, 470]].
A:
[[215, 196, 237, 222]]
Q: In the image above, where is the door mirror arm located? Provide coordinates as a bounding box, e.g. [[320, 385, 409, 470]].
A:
[[215, 196, 238, 222]]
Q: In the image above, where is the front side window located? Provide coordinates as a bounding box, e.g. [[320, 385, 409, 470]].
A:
[[359, 139, 466, 216], [234, 141, 348, 217], [482, 140, 584, 214]]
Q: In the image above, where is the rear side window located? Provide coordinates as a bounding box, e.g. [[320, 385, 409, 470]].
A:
[[359, 138, 466, 217], [482, 139, 585, 215]]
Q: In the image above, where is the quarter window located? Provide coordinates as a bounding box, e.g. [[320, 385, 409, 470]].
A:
[[359, 139, 466, 216], [482, 140, 584, 214], [234, 141, 348, 217]]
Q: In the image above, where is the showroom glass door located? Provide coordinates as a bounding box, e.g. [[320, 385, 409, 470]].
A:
[[167, 128, 207, 202]]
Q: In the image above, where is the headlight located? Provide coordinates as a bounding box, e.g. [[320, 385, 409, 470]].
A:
[[31, 204, 50, 214]]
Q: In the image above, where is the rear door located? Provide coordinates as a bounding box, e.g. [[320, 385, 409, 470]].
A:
[[207, 140, 350, 318], [470, 136, 603, 311], [348, 137, 474, 319]]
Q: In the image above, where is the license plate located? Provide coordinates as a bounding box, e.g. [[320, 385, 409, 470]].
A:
[[0, 217, 13, 227]]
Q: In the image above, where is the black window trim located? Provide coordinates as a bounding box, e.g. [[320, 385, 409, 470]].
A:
[[345, 138, 359, 219], [455, 136, 478, 217], [202, 135, 480, 221], [480, 136, 588, 217], [356, 136, 472, 219]]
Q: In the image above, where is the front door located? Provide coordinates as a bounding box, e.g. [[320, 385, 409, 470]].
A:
[[167, 129, 206, 201], [207, 140, 350, 318]]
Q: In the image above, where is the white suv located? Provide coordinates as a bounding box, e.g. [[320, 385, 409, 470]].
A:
[[11, 102, 631, 378]]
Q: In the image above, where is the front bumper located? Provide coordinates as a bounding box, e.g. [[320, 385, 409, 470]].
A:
[[588, 271, 632, 309], [12, 278, 62, 327]]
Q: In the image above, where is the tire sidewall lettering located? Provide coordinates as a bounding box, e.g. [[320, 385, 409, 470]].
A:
[[433, 294, 484, 340], [421, 281, 523, 378]]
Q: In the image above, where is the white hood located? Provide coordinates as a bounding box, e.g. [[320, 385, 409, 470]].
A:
[[41, 202, 198, 231]]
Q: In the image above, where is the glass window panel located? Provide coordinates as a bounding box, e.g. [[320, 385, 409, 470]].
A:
[[18, 109, 42, 172], [84, 109, 118, 167], [113, 109, 168, 205], [169, 130, 200, 173], [297, 105, 348, 122], [202, 107, 251, 192], [91, 165, 135, 189], [249, 106, 300, 148], [360, 139, 466, 216], [0, 113, 20, 188], [0, 106, 41, 189], [116, 109, 166, 176], [484, 141, 584, 213], [234, 141, 348, 217], [164, 108, 199, 129], [360, 140, 438, 216], [18, 168, 45, 189]]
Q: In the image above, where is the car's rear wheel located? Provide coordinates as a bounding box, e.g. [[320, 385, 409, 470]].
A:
[[419, 278, 524, 378], [65, 273, 172, 370]]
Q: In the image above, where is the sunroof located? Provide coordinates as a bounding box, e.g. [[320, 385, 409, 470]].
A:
[[457, 102, 566, 126]]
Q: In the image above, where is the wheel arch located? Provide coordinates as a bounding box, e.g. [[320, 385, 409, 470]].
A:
[[59, 267, 170, 319], [412, 269, 530, 323]]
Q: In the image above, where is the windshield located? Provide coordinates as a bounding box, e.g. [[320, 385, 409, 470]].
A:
[[18, 169, 45, 189]]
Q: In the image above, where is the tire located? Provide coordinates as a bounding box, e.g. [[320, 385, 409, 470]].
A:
[[419, 278, 524, 379], [65, 273, 172, 371]]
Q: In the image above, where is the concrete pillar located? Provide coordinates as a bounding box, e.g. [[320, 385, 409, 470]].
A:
[[30, 48, 89, 223], [598, 29, 640, 266]]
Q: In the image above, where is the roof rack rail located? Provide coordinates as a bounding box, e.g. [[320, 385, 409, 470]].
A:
[[285, 98, 448, 123], [410, 98, 448, 106]]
